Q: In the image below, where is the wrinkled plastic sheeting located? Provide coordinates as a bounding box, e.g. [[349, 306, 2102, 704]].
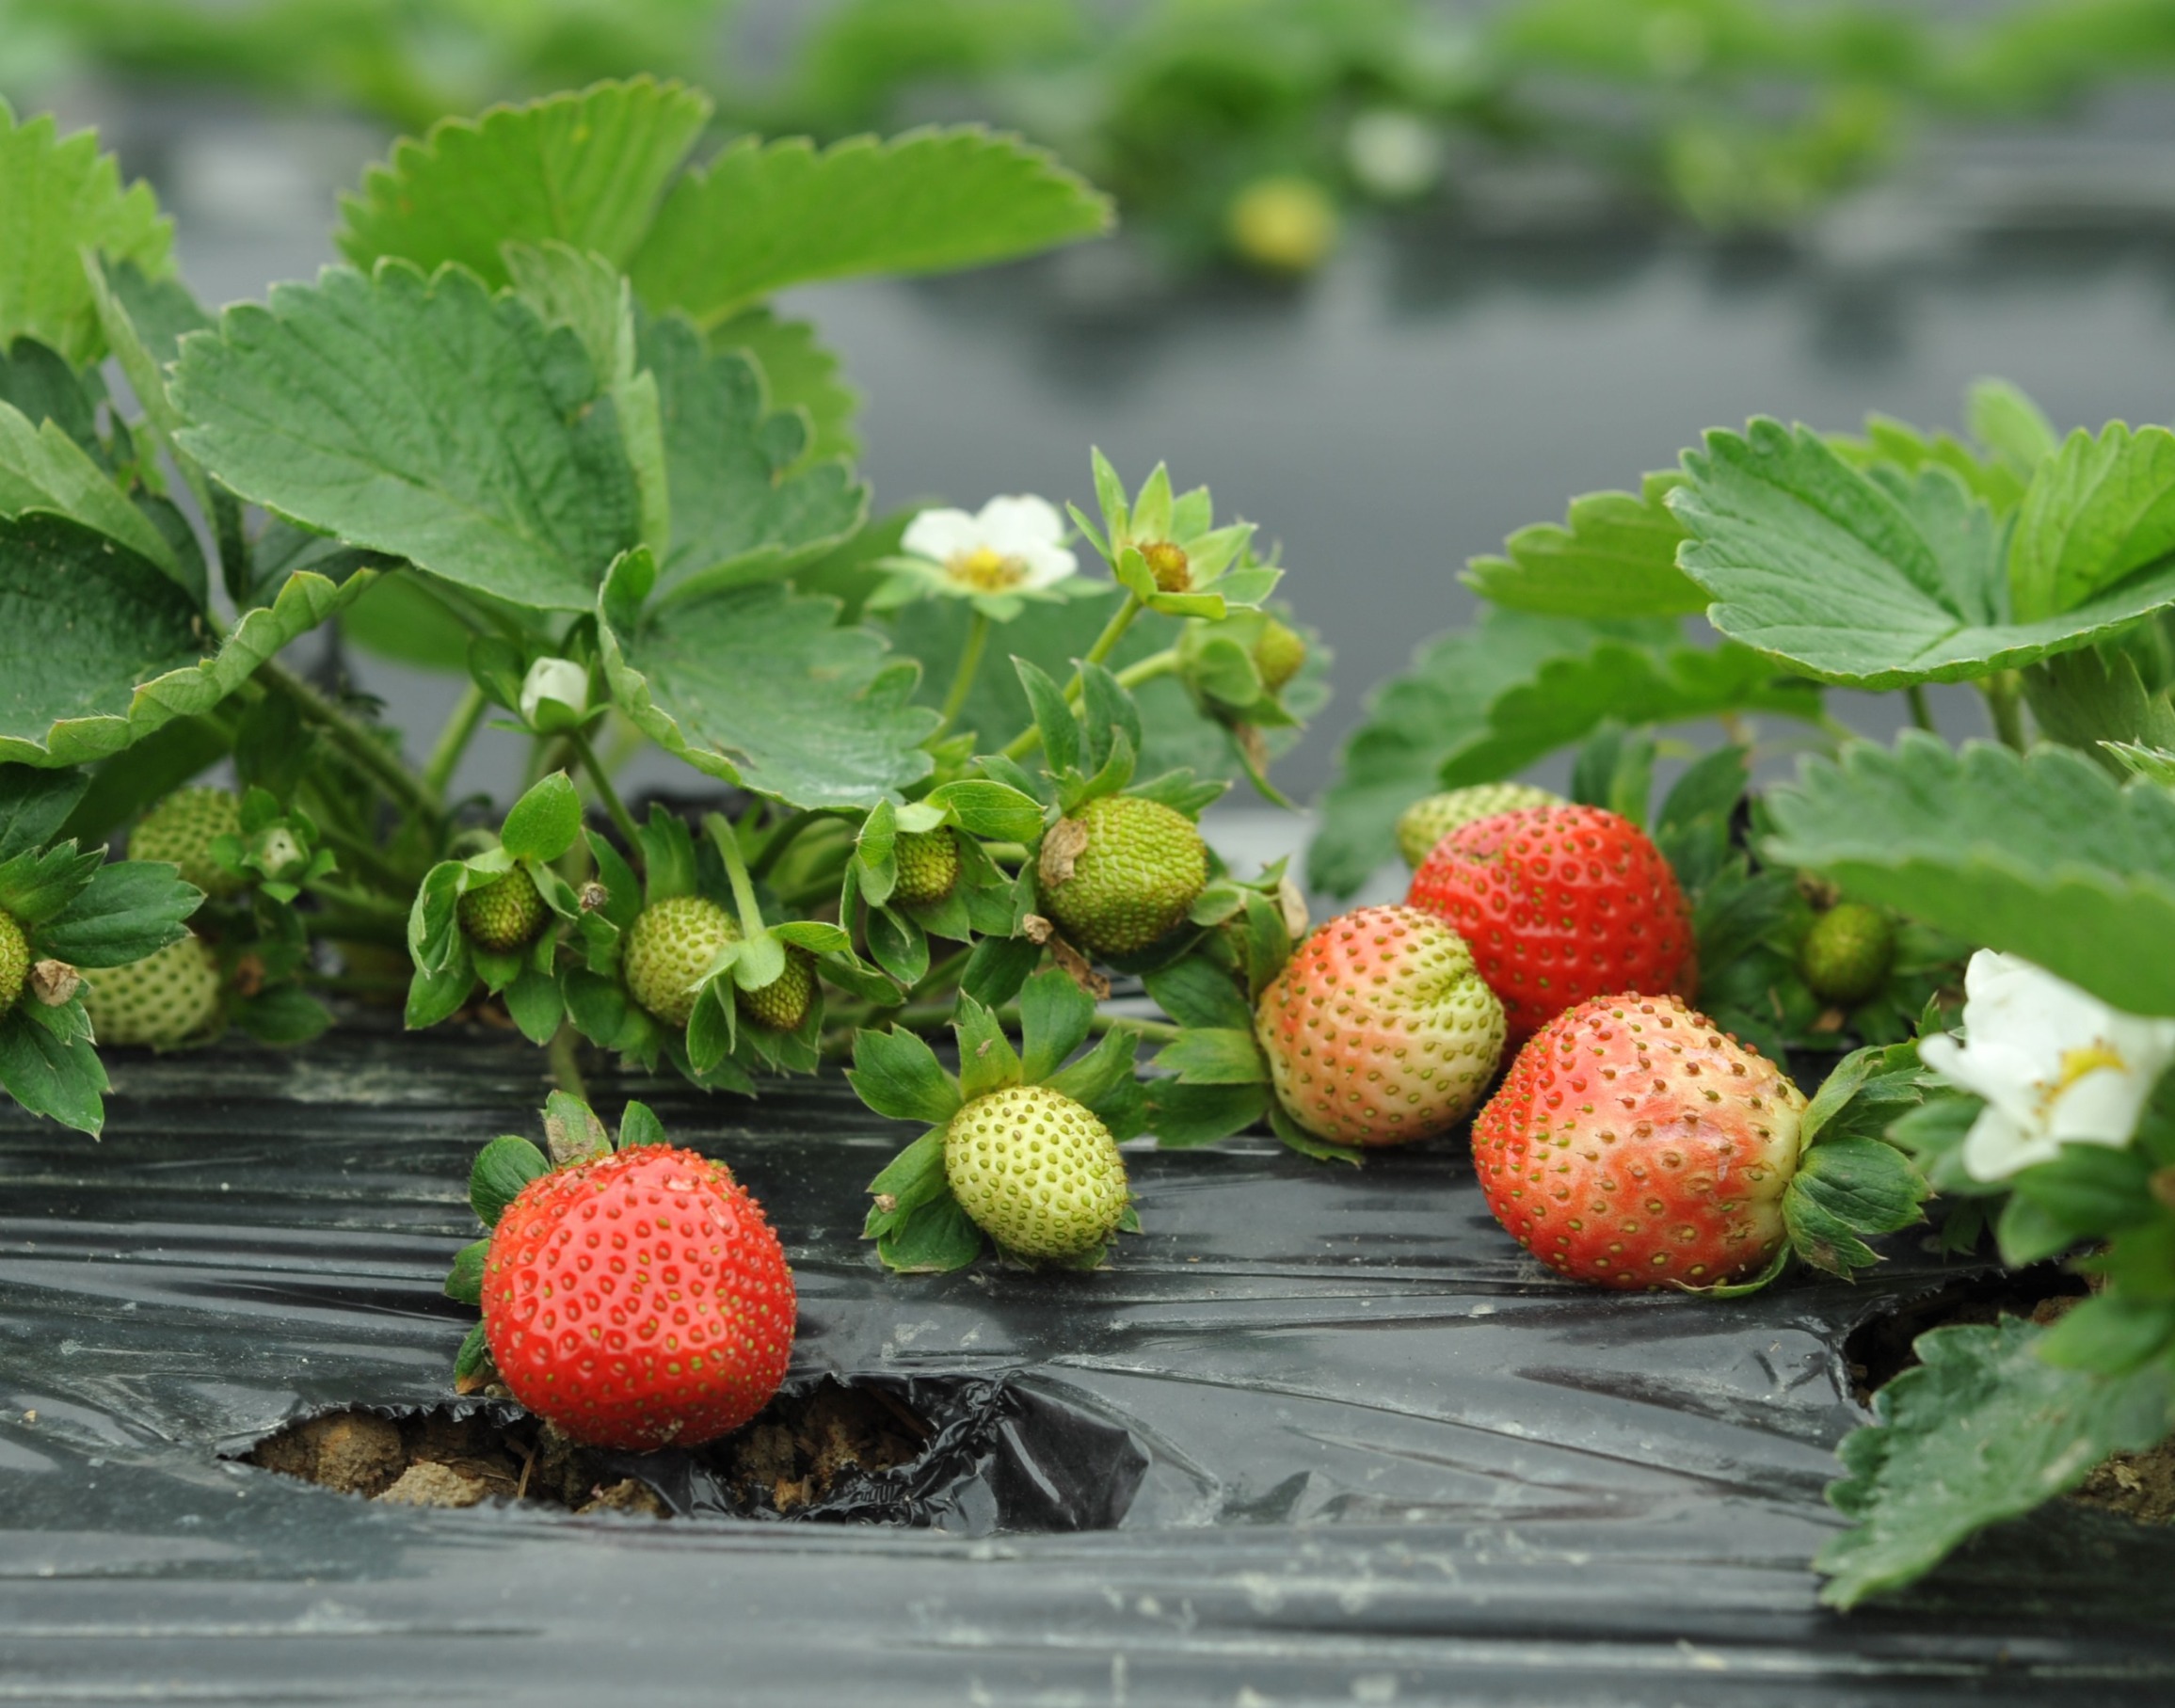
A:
[[2, 1024, 2172, 1706]]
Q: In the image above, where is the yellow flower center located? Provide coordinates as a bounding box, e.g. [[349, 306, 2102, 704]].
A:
[[1142, 540, 1191, 592], [2044, 1041, 2128, 1112], [947, 546, 1029, 591]]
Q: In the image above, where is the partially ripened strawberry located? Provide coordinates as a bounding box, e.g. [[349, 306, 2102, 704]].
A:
[[82, 934, 222, 1047], [1471, 994, 1807, 1290], [738, 945, 815, 1032], [891, 827, 961, 908], [0, 909, 24, 1014], [622, 895, 737, 1027], [129, 788, 243, 899], [1255, 903, 1506, 1146], [483, 1143, 796, 1450], [1395, 782, 1562, 870], [1038, 794, 1208, 960], [944, 1083, 1129, 1261], [458, 868, 548, 951], [1407, 804, 1695, 1043]]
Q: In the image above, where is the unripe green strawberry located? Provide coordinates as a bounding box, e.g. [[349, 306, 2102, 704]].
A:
[[892, 827, 961, 907], [622, 895, 738, 1028], [457, 868, 547, 951], [1255, 904, 1506, 1147], [1395, 783, 1562, 870], [1254, 618, 1306, 694], [83, 934, 221, 1047], [738, 945, 815, 1032], [1142, 541, 1191, 592], [1038, 795, 1208, 960], [0, 909, 25, 1014], [944, 1084, 1129, 1261], [129, 788, 244, 899], [1799, 902, 1894, 1005]]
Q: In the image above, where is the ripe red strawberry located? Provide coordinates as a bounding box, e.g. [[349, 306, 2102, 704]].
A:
[[482, 1144, 795, 1450], [1407, 804, 1695, 1043], [1254, 903, 1506, 1147], [1471, 994, 1807, 1289]]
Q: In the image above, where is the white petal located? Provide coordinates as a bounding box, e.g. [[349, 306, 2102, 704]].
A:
[[1014, 539, 1080, 589], [902, 507, 981, 563], [520, 656, 589, 725], [973, 494, 1066, 552], [1961, 1104, 2061, 1182], [1917, 1031, 2043, 1132]]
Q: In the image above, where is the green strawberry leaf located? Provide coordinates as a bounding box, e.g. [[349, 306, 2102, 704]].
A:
[[1044, 1024, 1140, 1126], [1268, 1101, 1363, 1167], [1762, 733, 2175, 1016], [442, 1237, 488, 1306], [960, 934, 1042, 1011], [1673, 420, 2175, 687], [2037, 1292, 2175, 1378], [712, 308, 861, 470], [454, 1322, 491, 1384], [502, 963, 564, 1046], [1146, 1079, 1269, 1148], [1017, 965, 1095, 1082], [1782, 1134, 1928, 1279], [470, 1135, 550, 1227], [616, 1101, 668, 1152], [848, 1025, 964, 1125], [1463, 471, 1703, 616], [499, 771, 584, 864], [0, 762, 86, 859], [600, 549, 938, 810], [543, 1090, 611, 1167], [874, 1190, 984, 1274], [1818, 1317, 2175, 1607], [0, 399, 187, 590], [1829, 413, 2026, 515], [35, 858, 199, 967], [0, 105, 172, 367], [1152, 1027, 1267, 1085], [173, 263, 638, 614], [924, 779, 1046, 844], [2009, 423, 2175, 623], [1144, 955, 1254, 1031], [0, 843, 99, 926], [639, 313, 866, 597], [336, 79, 712, 289], [629, 127, 1111, 327], [0, 337, 102, 459], [0, 999, 108, 1135], [952, 994, 1023, 1101], [226, 984, 332, 1048], [1966, 379, 2057, 482]]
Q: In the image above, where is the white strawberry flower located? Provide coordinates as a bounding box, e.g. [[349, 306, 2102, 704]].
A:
[[1918, 950, 2175, 1182], [875, 495, 1082, 620]]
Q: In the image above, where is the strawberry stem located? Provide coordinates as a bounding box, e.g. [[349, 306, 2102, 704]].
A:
[[933, 610, 990, 741], [567, 727, 641, 849]]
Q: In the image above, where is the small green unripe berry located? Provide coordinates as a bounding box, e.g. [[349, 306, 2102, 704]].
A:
[[1395, 783, 1563, 870], [0, 910, 26, 1014], [1142, 541, 1191, 593], [129, 788, 244, 899], [944, 1083, 1129, 1261], [738, 945, 816, 1032], [457, 868, 547, 952], [1226, 175, 1339, 273], [1254, 619, 1306, 694], [1799, 902, 1895, 1006], [82, 934, 221, 1047], [1038, 794, 1209, 961], [622, 895, 739, 1028], [892, 827, 962, 908]]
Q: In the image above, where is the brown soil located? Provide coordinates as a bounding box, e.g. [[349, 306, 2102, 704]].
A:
[[1846, 1269, 2173, 1529], [246, 1380, 932, 1520]]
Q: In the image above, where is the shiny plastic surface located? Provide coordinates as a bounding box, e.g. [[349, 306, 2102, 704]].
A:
[[2, 1023, 2171, 1704]]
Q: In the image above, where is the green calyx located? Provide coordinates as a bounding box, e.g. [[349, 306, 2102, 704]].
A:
[[1395, 783, 1563, 870], [892, 826, 962, 908], [943, 1083, 1129, 1262], [622, 894, 738, 1027], [129, 788, 245, 899], [1799, 902, 1895, 1005], [0, 910, 26, 1014], [457, 867, 548, 951], [82, 934, 222, 1048], [1038, 794, 1209, 960], [739, 945, 815, 1032]]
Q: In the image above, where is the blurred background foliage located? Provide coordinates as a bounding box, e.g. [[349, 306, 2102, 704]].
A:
[[8, 0, 2175, 266]]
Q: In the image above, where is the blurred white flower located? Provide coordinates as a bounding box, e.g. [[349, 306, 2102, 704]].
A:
[[520, 656, 589, 731], [1345, 110, 1443, 201], [898, 495, 1079, 609], [1919, 950, 2175, 1182]]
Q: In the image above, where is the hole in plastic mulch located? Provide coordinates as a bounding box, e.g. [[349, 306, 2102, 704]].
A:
[[236, 1374, 1150, 1533]]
